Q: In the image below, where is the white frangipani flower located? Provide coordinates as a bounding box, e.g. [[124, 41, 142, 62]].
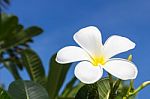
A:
[[56, 26, 138, 84]]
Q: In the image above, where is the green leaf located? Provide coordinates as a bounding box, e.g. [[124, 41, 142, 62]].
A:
[[65, 83, 84, 97], [0, 14, 18, 37], [25, 26, 43, 37], [10, 56, 24, 70], [75, 83, 99, 99], [75, 78, 110, 99], [47, 54, 71, 99], [3, 61, 22, 80], [0, 87, 11, 99], [61, 77, 85, 97], [0, 14, 43, 77], [61, 76, 77, 97], [115, 81, 137, 99], [20, 49, 46, 87], [117, 82, 129, 97], [97, 78, 110, 99], [8, 80, 49, 99], [0, 13, 43, 51], [57, 97, 74, 99]]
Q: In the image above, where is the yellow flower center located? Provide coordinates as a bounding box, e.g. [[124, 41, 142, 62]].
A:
[[92, 56, 106, 66]]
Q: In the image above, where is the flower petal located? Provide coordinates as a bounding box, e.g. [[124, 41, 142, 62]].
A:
[[56, 46, 91, 64], [73, 26, 103, 57], [104, 58, 138, 80], [104, 35, 136, 59], [74, 61, 103, 84]]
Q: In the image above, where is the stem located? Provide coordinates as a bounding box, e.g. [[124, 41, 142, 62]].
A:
[[126, 55, 135, 95], [130, 79, 134, 90], [127, 81, 150, 96], [127, 79, 134, 94]]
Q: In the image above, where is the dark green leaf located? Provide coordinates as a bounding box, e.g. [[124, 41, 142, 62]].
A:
[[8, 80, 49, 99], [75, 83, 99, 99], [25, 26, 43, 36], [0, 87, 11, 99], [20, 49, 46, 87], [0, 14, 18, 36], [66, 83, 84, 97], [10, 57, 23, 70], [3, 61, 22, 80], [61, 76, 77, 97], [97, 78, 110, 99], [75, 78, 110, 99], [48, 54, 71, 99], [115, 81, 137, 99], [0, 13, 43, 51], [57, 97, 74, 99]]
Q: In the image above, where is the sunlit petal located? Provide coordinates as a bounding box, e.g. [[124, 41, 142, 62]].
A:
[[73, 26, 103, 57], [104, 35, 135, 59], [74, 61, 103, 84], [104, 58, 138, 80], [56, 46, 91, 64]]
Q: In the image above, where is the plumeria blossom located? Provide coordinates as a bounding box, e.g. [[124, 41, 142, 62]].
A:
[[56, 26, 138, 84]]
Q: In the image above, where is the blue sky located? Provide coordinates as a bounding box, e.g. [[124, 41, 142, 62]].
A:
[[1, 0, 150, 98]]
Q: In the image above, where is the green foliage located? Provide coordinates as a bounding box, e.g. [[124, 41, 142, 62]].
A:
[[20, 49, 46, 87], [57, 98, 74, 99], [64, 82, 84, 97], [8, 80, 49, 99], [0, 87, 10, 99], [75, 78, 110, 99], [75, 83, 99, 99], [61, 76, 78, 97], [97, 78, 110, 99], [75, 77, 138, 99], [0, 13, 43, 52], [0, 13, 43, 80], [3, 61, 21, 80], [47, 54, 71, 99]]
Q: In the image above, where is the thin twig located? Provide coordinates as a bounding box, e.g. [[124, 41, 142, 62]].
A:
[[127, 81, 150, 97], [127, 79, 134, 95]]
